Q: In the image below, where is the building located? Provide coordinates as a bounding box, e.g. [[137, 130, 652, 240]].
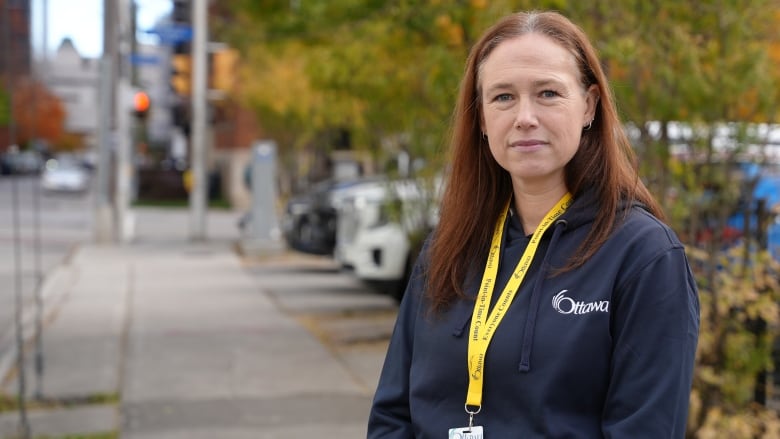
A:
[[41, 38, 99, 149]]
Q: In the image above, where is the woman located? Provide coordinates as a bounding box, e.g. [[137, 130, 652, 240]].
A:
[[368, 10, 699, 439]]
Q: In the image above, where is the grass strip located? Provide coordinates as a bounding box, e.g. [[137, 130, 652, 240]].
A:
[[33, 433, 118, 439], [0, 392, 119, 413]]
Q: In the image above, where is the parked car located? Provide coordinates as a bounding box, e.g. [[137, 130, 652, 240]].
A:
[[280, 177, 380, 255], [334, 177, 439, 300], [40, 157, 91, 193], [0, 150, 44, 175]]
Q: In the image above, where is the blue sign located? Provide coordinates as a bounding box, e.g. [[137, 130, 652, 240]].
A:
[[147, 24, 193, 44], [129, 53, 161, 66]]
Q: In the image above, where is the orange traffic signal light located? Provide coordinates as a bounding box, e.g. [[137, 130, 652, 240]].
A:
[[134, 91, 150, 112], [134, 91, 151, 119]]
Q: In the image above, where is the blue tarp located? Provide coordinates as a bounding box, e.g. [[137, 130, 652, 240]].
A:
[[726, 172, 780, 260]]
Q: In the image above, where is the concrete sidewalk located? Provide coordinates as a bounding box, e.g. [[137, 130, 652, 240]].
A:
[[0, 208, 380, 438]]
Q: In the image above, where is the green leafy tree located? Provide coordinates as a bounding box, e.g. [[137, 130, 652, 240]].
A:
[[217, 1, 500, 184]]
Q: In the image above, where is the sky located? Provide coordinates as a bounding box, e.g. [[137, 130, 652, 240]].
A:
[[31, 0, 173, 59]]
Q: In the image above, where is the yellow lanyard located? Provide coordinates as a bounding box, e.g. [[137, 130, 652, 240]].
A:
[[466, 193, 572, 412]]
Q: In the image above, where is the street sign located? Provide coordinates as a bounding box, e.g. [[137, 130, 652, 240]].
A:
[[128, 53, 161, 66], [147, 24, 193, 45]]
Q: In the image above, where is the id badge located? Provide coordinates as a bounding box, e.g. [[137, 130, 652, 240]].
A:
[[448, 426, 484, 439]]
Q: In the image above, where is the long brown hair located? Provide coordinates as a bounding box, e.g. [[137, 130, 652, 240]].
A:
[[426, 11, 663, 312]]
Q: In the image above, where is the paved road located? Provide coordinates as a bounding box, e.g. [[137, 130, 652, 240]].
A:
[[0, 175, 93, 364]]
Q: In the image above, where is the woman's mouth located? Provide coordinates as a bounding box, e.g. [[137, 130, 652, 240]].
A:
[[510, 140, 548, 150]]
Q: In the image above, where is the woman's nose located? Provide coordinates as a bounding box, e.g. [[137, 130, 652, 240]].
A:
[[514, 98, 538, 129]]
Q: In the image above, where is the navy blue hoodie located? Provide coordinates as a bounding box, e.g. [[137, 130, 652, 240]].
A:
[[367, 192, 700, 438]]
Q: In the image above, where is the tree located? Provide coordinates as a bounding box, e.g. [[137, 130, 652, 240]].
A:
[[11, 77, 66, 149], [217, 1, 500, 184]]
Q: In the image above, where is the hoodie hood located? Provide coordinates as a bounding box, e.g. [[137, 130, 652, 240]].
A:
[[561, 187, 648, 233]]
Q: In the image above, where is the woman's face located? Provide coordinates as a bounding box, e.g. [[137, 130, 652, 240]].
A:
[[479, 33, 598, 192]]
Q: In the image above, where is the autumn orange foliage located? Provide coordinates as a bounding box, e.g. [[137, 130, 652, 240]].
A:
[[11, 77, 66, 148]]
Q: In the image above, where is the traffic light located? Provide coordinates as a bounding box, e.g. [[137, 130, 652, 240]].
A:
[[210, 48, 238, 94], [172, 0, 191, 23], [133, 91, 151, 120], [172, 0, 191, 55], [171, 54, 192, 96]]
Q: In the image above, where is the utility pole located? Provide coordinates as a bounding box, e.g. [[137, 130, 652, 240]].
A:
[[95, 0, 116, 243], [4, 1, 31, 436], [190, 0, 208, 241], [31, 0, 47, 400], [114, 0, 134, 243], [41, 0, 46, 58]]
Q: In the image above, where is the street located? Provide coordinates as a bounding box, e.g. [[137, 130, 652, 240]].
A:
[[0, 174, 93, 373]]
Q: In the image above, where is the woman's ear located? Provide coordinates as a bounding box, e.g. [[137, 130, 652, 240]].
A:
[[584, 84, 600, 122]]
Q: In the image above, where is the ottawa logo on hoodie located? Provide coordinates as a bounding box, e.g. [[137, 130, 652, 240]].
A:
[[552, 290, 610, 315]]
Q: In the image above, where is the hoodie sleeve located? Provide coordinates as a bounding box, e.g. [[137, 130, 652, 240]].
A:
[[602, 245, 700, 438], [366, 259, 425, 438]]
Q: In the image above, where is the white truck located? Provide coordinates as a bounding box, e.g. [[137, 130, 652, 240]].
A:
[[334, 177, 439, 301]]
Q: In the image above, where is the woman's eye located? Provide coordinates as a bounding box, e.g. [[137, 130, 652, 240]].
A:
[[494, 93, 513, 102], [540, 90, 559, 98]]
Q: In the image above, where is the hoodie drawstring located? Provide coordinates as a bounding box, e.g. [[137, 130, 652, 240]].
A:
[[518, 219, 568, 373]]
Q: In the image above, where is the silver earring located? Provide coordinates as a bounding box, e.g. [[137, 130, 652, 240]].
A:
[[584, 120, 593, 131]]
